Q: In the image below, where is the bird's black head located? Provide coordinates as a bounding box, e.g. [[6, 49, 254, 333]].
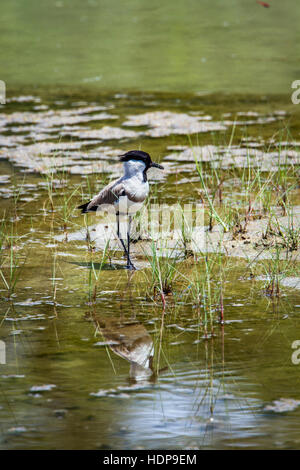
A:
[[119, 150, 164, 170]]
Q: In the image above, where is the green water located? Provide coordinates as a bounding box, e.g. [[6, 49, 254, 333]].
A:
[[0, 0, 300, 450], [1, 0, 300, 94], [0, 243, 300, 449], [0, 92, 300, 449]]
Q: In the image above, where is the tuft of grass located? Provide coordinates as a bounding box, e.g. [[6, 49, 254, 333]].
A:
[[179, 250, 227, 330], [143, 240, 182, 307], [273, 213, 300, 252], [86, 240, 111, 304], [253, 246, 299, 298], [0, 218, 26, 299]]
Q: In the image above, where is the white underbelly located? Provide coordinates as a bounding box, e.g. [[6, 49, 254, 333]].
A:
[[115, 180, 149, 214]]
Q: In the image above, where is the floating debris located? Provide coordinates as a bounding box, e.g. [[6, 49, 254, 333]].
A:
[[123, 111, 226, 137], [167, 145, 189, 151], [264, 398, 300, 413], [93, 340, 120, 346], [237, 111, 260, 117], [279, 277, 300, 291], [7, 426, 27, 434], [1, 144, 126, 175], [0, 175, 10, 184], [164, 145, 300, 169], [90, 389, 130, 399], [6, 314, 46, 321], [6, 95, 41, 103], [14, 299, 44, 306], [0, 108, 117, 131], [164, 145, 218, 162], [61, 126, 141, 140], [29, 384, 56, 392], [0, 135, 28, 147]]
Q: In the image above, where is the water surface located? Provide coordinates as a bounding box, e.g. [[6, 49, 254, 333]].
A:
[[0, 92, 300, 449], [1, 0, 300, 94]]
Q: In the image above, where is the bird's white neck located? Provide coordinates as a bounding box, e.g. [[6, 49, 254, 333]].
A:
[[123, 160, 146, 180]]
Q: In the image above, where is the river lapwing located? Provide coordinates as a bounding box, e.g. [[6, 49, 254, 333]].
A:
[[78, 150, 164, 269]]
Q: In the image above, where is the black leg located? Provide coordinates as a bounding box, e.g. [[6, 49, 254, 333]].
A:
[[116, 213, 135, 270], [116, 212, 128, 255], [127, 215, 136, 270]]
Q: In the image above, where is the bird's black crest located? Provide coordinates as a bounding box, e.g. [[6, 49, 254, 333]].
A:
[[119, 150, 151, 167]]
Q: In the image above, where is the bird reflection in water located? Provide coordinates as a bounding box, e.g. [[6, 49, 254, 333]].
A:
[[92, 315, 156, 383]]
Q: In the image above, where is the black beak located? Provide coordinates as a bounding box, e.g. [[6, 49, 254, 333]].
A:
[[150, 162, 164, 170]]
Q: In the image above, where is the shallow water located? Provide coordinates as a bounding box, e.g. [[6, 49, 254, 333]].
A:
[[0, 91, 300, 450], [1, 279, 300, 450]]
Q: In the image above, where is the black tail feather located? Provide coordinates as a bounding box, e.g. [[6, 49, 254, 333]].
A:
[[77, 202, 90, 214], [78, 202, 99, 214]]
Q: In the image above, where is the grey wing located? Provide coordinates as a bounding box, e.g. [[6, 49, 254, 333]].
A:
[[87, 179, 125, 211]]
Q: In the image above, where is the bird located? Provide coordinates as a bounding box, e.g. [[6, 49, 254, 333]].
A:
[[78, 150, 164, 270]]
